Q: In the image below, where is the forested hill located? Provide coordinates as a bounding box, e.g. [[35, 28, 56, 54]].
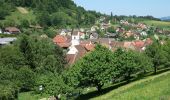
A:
[[0, 0, 102, 28]]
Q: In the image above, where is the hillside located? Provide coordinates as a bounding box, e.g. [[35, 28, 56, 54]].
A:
[[92, 71, 170, 100], [142, 20, 170, 30], [0, 0, 102, 28], [1, 7, 36, 26]]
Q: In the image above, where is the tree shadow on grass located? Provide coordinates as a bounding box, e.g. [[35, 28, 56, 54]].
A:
[[75, 81, 128, 100], [76, 68, 170, 100]]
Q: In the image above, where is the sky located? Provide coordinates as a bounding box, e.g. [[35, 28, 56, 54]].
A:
[[73, 0, 170, 18]]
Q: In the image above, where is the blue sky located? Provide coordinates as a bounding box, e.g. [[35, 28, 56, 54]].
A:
[[73, 0, 170, 18]]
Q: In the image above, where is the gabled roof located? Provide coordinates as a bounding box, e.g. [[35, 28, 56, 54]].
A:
[[5, 27, 20, 33]]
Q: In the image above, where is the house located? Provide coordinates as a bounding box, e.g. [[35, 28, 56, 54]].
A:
[[58, 29, 71, 36], [66, 45, 78, 65], [123, 41, 135, 50], [124, 31, 134, 38], [75, 45, 87, 58], [98, 38, 112, 49], [120, 20, 129, 25], [116, 27, 124, 33], [144, 38, 153, 46], [72, 31, 80, 46], [4, 27, 20, 34], [79, 32, 86, 39], [66, 44, 88, 65], [53, 35, 71, 48], [110, 41, 124, 51], [137, 23, 147, 29], [66, 40, 95, 65], [132, 40, 145, 51], [100, 23, 110, 31], [0, 37, 17, 45], [84, 42, 95, 51], [106, 32, 118, 38], [140, 31, 147, 36], [90, 32, 98, 39]]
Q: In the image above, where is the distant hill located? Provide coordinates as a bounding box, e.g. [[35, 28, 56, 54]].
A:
[[160, 16, 170, 21]]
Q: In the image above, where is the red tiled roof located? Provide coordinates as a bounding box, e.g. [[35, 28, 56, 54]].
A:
[[124, 42, 132, 48], [85, 44, 95, 51], [80, 40, 91, 46], [53, 35, 67, 43], [53, 35, 71, 48], [132, 40, 145, 49], [58, 43, 71, 48]]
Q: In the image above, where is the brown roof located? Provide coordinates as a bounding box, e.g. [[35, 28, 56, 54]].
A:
[[5, 27, 20, 33], [110, 41, 124, 48], [75, 45, 87, 58], [58, 43, 71, 48], [72, 31, 79, 35], [80, 40, 91, 46], [66, 54, 77, 65], [85, 44, 95, 51], [66, 45, 88, 65]]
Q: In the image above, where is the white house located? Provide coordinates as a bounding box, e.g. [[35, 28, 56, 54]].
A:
[[59, 29, 71, 36], [71, 31, 80, 46], [67, 45, 78, 54], [140, 31, 147, 36]]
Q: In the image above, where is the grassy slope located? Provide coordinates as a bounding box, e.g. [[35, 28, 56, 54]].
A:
[[92, 71, 170, 100], [142, 20, 170, 30], [1, 7, 36, 25], [18, 92, 49, 100]]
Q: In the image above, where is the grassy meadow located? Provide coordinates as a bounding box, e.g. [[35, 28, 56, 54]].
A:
[[143, 20, 170, 30], [1, 7, 36, 26], [91, 71, 170, 100]]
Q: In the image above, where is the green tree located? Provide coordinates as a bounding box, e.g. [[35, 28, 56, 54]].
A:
[[66, 45, 116, 91], [36, 74, 72, 99], [114, 49, 152, 82], [145, 41, 167, 74]]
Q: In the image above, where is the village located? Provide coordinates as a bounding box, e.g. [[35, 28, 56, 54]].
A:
[[1, 0, 170, 99], [1, 16, 168, 65]]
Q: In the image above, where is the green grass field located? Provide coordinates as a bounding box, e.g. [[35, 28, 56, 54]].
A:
[[1, 7, 36, 25], [18, 92, 49, 100], [142, 20, 170, 30], [92, 71, 170, 100]]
